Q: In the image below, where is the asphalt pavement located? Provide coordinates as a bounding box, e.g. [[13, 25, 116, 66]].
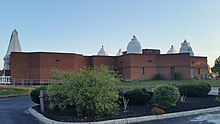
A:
[[0, 96, 41, 124], [136, 112, 220, 124]]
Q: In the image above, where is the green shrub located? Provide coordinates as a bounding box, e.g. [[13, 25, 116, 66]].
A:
[[177, 83, 211, 97], [47, 66, 120, 117], [215, 96, 220, 102], [152, 73, 164, 80], [154, 85, 180, 109], [124, 89, 153, 105], [30, 86, 47, 104], [173, 71, 183, 80]]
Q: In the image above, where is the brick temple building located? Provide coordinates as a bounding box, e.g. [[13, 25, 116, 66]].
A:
[[3, 30, 209, 83]]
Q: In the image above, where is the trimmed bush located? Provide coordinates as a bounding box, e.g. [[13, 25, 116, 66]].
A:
[[47, 66, 120, 117], [152, 73, 164, 80], [30, 86, 47, 104], [124, 89, 153, 105], [173, 71, 183, 80], [177, 83, 211, 97], [154, 85, 180, 109]]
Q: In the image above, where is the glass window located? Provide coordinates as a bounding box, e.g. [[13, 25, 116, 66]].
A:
[[198, 68, 200, 74], [171, 67, 175, 74], [140, 68, 144, 75]]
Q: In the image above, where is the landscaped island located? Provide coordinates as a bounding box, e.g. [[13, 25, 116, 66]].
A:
[[29, 67, 220, 123]]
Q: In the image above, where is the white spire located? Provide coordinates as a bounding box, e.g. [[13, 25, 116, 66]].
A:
[[3, 29, 22, 71], [179, 39, 194, 56], [6, 29, 22, 55], [97, 45, 108, 56], [167, 45, 177, 54], [127, 35, 142, 54], [116, 49, 123, 56]]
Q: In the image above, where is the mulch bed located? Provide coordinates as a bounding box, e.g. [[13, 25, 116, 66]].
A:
[[33, 95, 220, 122]]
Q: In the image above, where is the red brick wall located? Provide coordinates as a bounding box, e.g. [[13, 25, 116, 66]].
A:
[[74, 55, 86, 71], [10, 52, 30, 80], [29, 53, 40, 79], [10, 52, 87, 82], [117, 55, 131, 80], [142, 49, 160, 55], [116, 54, 158, 80], [90, 56, 117, 67], [129, 54, 157, 80], [190, 57, 208, 79], [10, 52, 209, 82], [39, 53, 86, 80], [157, 53, 191, 80]]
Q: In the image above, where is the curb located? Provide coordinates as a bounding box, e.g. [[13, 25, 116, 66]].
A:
[[28, 106, 220, 124]]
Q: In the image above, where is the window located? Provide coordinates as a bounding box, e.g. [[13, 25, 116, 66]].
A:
[[171, 67, 175, 74], [148, 60, 152, 62], [198, 68, 200, 74], [140, 67, 145, 75], [120, 61, 123, 63], [120, 68, 123, 74]]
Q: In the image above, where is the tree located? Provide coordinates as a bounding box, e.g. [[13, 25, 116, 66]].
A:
[[212, 56, 220, 76]]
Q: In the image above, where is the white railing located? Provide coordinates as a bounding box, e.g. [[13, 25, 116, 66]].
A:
[[0, 77, 60, 86], [9, 79, 60, 86], [0, 76, 11, 84]]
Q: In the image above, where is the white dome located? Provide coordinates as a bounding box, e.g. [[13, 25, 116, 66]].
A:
[[97, 45, 108, 56], [127, 35, 142, 54], [167, 45, 177, 54], [179, 39, 194, 56], [116, 49, 123, 56]]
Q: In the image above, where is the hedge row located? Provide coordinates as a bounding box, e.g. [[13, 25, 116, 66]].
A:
[[123, 89, 153, 105], [176, 83, 211, 97]]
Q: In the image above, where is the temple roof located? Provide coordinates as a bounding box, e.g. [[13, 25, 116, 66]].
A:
[[97, 45, 108, 56], [6, 29, 22, 56], [179, 39, 194, 56], [167, 45, 177, 54], [116, 49, 123, 56], [127, 35, 142, 54]]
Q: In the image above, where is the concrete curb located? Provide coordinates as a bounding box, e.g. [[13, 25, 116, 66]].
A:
[[28, 106, 220, 124]]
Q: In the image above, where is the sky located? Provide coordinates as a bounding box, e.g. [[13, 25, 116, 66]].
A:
[[0, 0, 220, 69]]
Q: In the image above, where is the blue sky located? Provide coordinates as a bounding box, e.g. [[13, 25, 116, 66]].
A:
[[0, 0, 220, 69]]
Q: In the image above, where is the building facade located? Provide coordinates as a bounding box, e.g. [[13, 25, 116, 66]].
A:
[[10, 49, 208, 82], [4, 30, 209, 83]]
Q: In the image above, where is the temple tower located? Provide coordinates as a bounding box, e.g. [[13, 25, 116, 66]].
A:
[[167, 45, 177, 54], [127, 35, 142, 54], [97, 45, 108, 56], [179, 39, 194, 56], [116, 49, 123, 56], [3, 29, 22, 75]]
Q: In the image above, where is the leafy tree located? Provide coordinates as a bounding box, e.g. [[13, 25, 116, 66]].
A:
[[212, 56, 220, 76]]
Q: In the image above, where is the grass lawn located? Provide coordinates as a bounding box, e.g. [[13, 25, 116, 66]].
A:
[[119, 79, 220, 89], [0, 85, 34, 98]]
